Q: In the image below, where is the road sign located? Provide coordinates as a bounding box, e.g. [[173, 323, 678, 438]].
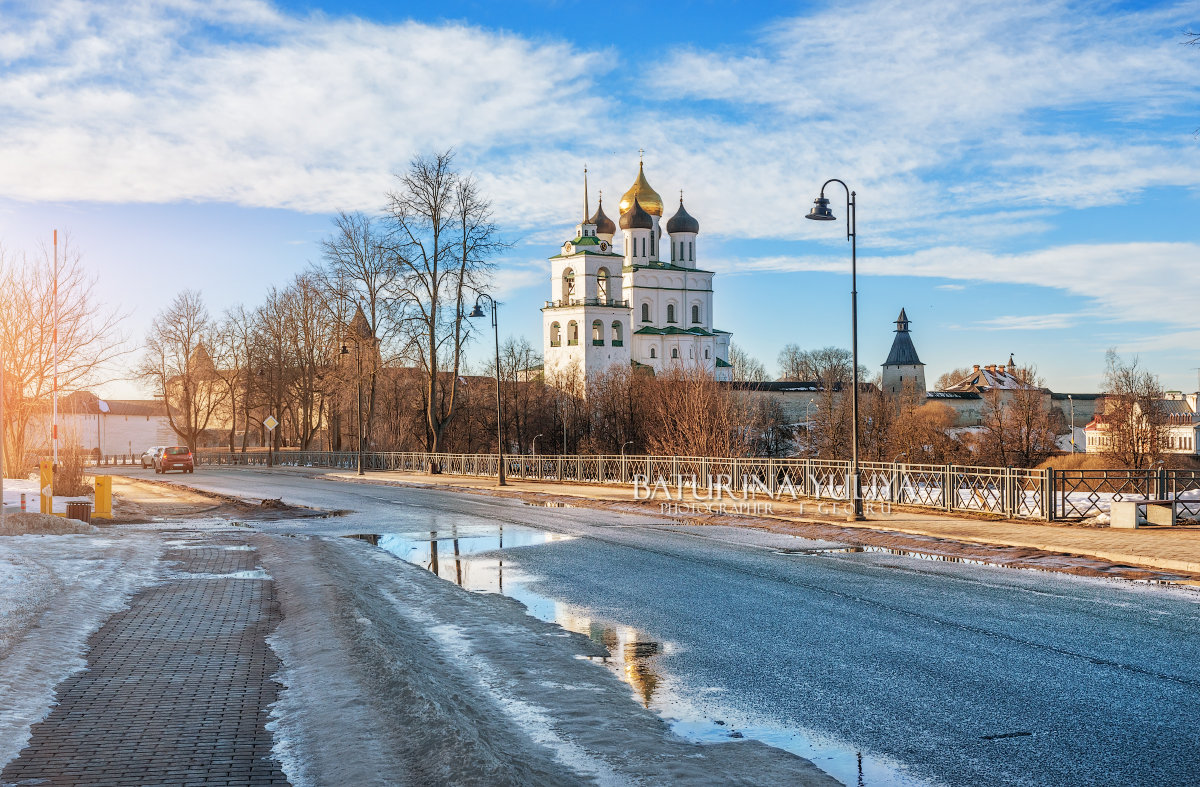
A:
[[263, 415, 279, 431]]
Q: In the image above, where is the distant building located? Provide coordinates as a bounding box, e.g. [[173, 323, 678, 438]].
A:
[[1084, 392, 1200, 455], [880, 308, 926, 397], [725, 380, 877, 425], [542, 162, 732, 388], [24, 391, 174, 457]]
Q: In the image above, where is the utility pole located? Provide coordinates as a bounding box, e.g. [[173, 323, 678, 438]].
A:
[[1068, 394, 1075, 453], [52, 230, 59, 469], [1, 348, 6, 531]]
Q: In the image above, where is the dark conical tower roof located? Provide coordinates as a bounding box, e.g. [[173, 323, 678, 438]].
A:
[[883, 307, 923, 366]]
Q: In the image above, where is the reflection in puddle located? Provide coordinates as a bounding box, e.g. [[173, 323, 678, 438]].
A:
[[349, 524, 923, 786]]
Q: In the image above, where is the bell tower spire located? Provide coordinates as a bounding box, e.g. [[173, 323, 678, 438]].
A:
[[583, 165, 589, 223]]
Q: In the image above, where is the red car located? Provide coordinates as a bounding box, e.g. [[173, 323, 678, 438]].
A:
[[155, 446, 194, 474]]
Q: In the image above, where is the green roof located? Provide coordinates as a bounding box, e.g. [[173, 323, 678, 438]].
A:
[[625, 262, 715, 274], [715, 357, 733, 368], [633, 326, 716, 337]]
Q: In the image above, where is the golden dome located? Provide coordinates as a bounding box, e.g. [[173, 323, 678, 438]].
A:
[[619, 162, 664, 217]]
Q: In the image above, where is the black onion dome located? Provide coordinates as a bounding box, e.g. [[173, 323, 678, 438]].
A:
[[619, 197, 653, 230], [666, 199, 699, 235], [589, 199, 616, 235]]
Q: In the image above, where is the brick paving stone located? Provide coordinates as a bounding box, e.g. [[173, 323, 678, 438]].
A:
[[1, 539, 289, 787]]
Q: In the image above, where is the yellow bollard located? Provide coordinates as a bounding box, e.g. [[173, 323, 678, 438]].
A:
[[94, 475, 112, 519], [39, 460, 54, 515]]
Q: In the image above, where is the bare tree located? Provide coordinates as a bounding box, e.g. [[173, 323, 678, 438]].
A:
[[1100, 350, 1167, 469], [777, 343, 814, 381], [386, 151, 501, 462], [318, 211, 395, 449], [140, 291, 227, 453], [642, 366, 754, 457], [0, 238, 125, 475], [729, 343, 769, 383], [975, 366, 1057, 468]]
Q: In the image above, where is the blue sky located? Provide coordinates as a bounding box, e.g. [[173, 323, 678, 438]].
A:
[[1, 0, 1198, 397]]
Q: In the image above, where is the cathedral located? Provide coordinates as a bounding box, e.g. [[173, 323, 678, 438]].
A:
[[542, 161, 732, 386]]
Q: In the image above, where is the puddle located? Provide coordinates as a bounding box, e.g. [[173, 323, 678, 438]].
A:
[[349, 524, 925, 786], [182, 569, 272, 580]]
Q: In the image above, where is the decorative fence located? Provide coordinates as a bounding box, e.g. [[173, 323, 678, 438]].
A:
[[182, 450, 1200, 522]]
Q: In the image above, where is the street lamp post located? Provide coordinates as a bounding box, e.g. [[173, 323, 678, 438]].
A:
[[622, 440, 634, 455], [340, 343, 365, 475], [1, 349, 6, 532], [1068, 394, 1076, 453], [806, 179, 865, 520], [469, 293, 506, 486], [532, 434, 543, 456]]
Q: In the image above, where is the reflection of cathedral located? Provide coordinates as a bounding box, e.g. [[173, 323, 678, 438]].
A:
[[542, 161, 733, 386]]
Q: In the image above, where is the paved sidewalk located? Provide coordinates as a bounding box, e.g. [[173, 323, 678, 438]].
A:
[[1, 536, 288, 787], [305, 467, 1200, 575]]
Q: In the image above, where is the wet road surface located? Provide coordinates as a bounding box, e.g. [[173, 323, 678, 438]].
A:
[[118, 467, 1200, 786]]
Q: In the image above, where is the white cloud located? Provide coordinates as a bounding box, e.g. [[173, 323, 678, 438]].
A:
[[975, 313, 1078, 331], [0, 0, 1198, 316], [0, 0, 602, 212], [710, 241, 1200, 331]]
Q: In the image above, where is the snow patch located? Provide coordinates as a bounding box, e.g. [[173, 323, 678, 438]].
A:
[[0, 534, 162, 768], [418, 615, 624, 786]]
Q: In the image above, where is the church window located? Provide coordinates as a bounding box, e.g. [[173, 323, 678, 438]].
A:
[[592, 320, 604, 346], [549, 322, 561, 347], [650, 231, 655, 257], [667, 304, 676, 323], [705, 348, 710, 359], [562, 268, 575, 300], [597, 268, 609, 301], [689, 347, 694, 359], [611, 321, 623, 346], [691, 304, 700, 324], [641, 237, 645, 257], [650, 347, 657, 359], [567, 320, 579, 346], [671, 241, 675, 262], [641, 303, 651, 322], [671, 347, 679, 359]]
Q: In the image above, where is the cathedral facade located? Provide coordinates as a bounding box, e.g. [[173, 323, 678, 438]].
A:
[[542, 163, 732, 386]]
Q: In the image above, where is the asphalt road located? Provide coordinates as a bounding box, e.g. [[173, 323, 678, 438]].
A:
[[119, 467, 1200, 786]]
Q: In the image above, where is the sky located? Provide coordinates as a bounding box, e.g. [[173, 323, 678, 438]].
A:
[[1, 0, 1198, 398]]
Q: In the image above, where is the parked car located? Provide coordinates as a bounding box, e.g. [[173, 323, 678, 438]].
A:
[[140, 446, 165, 468], [155, 446, 194, 474]]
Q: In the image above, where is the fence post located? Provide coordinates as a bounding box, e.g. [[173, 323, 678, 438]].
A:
[[944, 464, 953, 512], [767, 458, 776, 495], [891, 463, 900, 504], [1157, 467, 1168, 500], [1003, 467, 1013, 517], [1045, 467, 1055, 522]]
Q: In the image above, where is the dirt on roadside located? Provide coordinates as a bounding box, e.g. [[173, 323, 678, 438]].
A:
[[106, 476, 330, 524]]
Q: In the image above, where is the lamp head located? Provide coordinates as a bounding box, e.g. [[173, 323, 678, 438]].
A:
[[806, 195, 835, 221], [468, 304, 486, 319], [340, 344, 350, 355]]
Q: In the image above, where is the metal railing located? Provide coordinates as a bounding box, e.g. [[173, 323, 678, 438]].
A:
[[82, 450, 1200, 521]]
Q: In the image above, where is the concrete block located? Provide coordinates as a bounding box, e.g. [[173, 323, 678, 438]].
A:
[[1145, 502, 1177, 527], [1110, 501, 1141, 528]]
